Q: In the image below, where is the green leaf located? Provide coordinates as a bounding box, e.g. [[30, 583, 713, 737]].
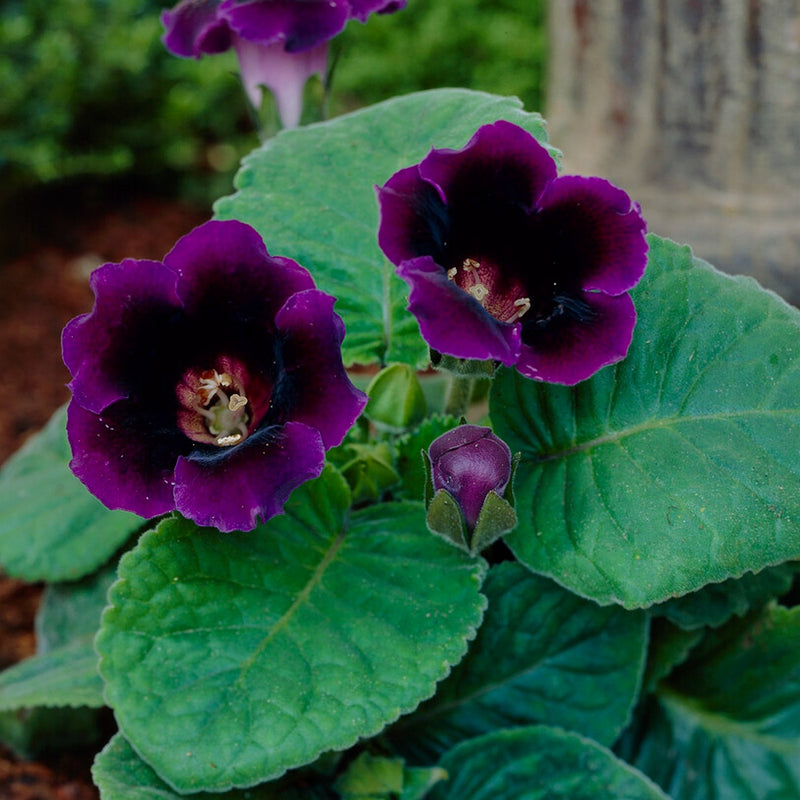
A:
[[621, 603, 800, 799], [97, 468, 487, 793], [214, 89, 555, 368], [0, 406, 144, 582], [393, 415, 460, 503], [0, 640, 103, 711], [36, 560, 118, 652], [642, 618, 703, 694], [0, 706, 104, 759], [427, 726, 670, 800], [652, 563, 797, 630], [492, 235, 800, 608], [385, 562, 647, 761], [92, 733, 334, 800]]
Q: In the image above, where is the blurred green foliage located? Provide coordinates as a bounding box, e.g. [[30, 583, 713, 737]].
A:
[[335, 0, 546, 115], [0, 0, 546, 206]]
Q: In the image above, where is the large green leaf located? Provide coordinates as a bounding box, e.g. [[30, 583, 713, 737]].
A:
[[385, 562, 647, 761], [620, 603, 800, 799], [0, 406, 144, 582], [97, 468, 487, 793], [214, 89, 555, 368], [92, 733, 334, 800], [492, 235, 800, 607], [427, 726, 670, 800]]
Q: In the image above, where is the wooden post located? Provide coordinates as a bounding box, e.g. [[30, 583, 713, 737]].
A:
[[546, 0, 800, 304]]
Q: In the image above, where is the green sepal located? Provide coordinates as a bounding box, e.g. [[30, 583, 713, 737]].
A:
[[426, 489, 469, 552], [365, 364, 427, 432], [470, 490, 518, 554]]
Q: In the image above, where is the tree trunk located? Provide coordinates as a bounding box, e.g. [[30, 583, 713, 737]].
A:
[[546, 0, 800, 305]]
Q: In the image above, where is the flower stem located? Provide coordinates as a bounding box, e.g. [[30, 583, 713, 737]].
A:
[[443, 376, 474, 418]]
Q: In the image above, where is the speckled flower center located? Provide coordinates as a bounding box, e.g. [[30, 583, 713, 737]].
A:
[[447, 257, 530, 324], [193, 369, 250, 447]]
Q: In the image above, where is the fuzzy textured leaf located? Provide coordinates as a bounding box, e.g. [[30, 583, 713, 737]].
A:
[[0, 407, 143, 582], [621, 603, 800, 799], [428, 726, 670, 800], [385, 562, 647, 761], [214, 89, 555, 368], [97, 469, 486, 793], [492, 235, 800, 607]]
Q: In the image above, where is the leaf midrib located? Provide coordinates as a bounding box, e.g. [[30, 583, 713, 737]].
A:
[[529, 407, 797, 464]]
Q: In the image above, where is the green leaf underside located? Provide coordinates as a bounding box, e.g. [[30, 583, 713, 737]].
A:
[[428, 726, 670, 800], [492, 235, 800, 608], [92, 733, 332, 800], [214, 89, 554, 368], [97, 468, 487, 793], [0, 406, 143, 582], [385, 562, 647, 762], [624, 604, 800, 799]]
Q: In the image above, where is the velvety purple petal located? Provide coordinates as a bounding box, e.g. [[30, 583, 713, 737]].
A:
[[348, 0, 408, 20], [535, 176, 648, 295], [66, 401, 178, 519], [517, 291, 637, 385], [173, 421, 324, 531], [161, 0, 232, 57], [63, 259, 182, 414], [419, 120, 558, 213], [376, 164, 450, 266], [164, 219, 314, 323], [273, 289, 367, 448], [233, 36, 327, 126], [397, 256, 522, 365], [220, 0, 349, 51]]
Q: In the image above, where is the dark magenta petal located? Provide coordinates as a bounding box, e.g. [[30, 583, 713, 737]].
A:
[[429, 425, 512, 530], [174, 422, 325, 532], [535, 175, 648, 295], [220, 0, 349, 51], [348, 0, 408, 21], [398, 256, 522, 366], [517, 291, 637, 385], [161, 0, 232, 57], [63, 259, 182, 414], [419, 120, 557, 213], [376, 165, 450, 266], [273, 289, 367, 447], [165, 219, 315, 323], [67, 401, 178, 519]]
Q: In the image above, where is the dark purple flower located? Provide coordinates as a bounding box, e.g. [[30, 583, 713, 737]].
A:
[[429, 425, 512, 531], [62, 220, 366, 532], [377, 121, 648, 385], [162, 0, 407, 127]]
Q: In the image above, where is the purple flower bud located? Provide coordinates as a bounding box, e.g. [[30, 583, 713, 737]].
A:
[[62, 220, 366, 532], [428, 425, 512, 531], [161, 0, 407, 127], [377, 121, 648, 384]]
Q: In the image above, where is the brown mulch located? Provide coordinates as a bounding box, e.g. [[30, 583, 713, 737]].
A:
[[0, 194, 210, 799]]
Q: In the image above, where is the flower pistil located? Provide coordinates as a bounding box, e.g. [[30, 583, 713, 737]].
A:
[[447, 257, 531, 323]]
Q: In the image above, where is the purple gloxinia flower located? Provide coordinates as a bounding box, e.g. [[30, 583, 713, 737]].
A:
[[429, 425, 512, 531], [62, 219, 366, 532], [162, 0, 407, 128], [377, 120, 649, 385]]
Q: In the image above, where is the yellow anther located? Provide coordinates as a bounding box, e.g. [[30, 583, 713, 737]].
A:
[[469, 284, 489, 303], [228, 394, 248, 412], [216, 433, 243, 447], [446, 267, 458, 280], [513, 297, 531, 319], [462, 257, 481, 272]]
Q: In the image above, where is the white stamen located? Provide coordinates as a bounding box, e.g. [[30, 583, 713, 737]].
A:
[[446, 267, 457, 280], [216, 433, 243, 447], [462, 257, 480, 272], [228, 394, 248, 412]]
